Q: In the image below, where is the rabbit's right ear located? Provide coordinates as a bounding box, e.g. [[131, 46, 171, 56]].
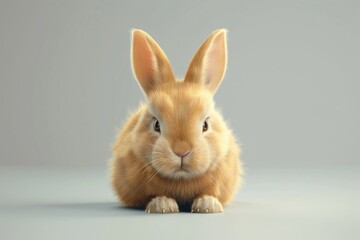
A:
[[131, 29, 175, 95]]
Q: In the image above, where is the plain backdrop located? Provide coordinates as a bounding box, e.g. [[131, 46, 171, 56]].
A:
[[1, 1, 360, 240], [1, 0, 359, 169]]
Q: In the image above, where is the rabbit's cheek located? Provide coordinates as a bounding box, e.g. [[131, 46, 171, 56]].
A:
[[151, 149, 180, 177], [132, 125, 158, 161], [186, 139, 212, 169], [184, 154, 211, 174]]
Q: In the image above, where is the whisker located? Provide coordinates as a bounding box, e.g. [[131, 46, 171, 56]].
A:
[[147, 167, 159, 184]]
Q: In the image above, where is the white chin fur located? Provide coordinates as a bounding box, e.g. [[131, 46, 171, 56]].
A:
[[170, 170, 196, 180], [157, 168, 201, 180]]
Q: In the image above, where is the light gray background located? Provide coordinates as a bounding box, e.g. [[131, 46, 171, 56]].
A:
[[1, 0, 359, 168], [1, 0, 359, 239]]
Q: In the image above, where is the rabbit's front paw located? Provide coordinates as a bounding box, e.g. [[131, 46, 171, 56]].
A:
[[145, 196, 179, 213], [191, 195, 223, 213]]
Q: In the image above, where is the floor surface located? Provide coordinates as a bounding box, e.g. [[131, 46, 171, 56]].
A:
[[1, 165, 359, 240]]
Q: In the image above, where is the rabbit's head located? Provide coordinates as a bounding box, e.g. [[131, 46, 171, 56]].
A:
[[131, 29, 230, 180]]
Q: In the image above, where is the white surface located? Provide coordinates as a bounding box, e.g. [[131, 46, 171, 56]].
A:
[[1, 165, 359, 240]]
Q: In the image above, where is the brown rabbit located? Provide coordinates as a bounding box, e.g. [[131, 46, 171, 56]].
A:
[[110, 29, 242, 213]]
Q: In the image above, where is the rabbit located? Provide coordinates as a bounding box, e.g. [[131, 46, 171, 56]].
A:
[[110, 29, 242, 213]]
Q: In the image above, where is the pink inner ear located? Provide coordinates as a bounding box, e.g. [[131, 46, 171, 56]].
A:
[[132, 32, 156, 86], [131, 30, 176, 94], [203, 32, 226, 90]]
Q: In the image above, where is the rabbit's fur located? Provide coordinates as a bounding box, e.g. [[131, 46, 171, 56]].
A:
[[110, 29, 242, 213]]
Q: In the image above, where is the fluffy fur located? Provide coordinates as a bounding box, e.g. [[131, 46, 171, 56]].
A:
[[110, 29, 242, 213]]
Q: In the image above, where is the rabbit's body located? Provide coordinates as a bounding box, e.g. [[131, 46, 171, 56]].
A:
[[110, 29, 242, 213]]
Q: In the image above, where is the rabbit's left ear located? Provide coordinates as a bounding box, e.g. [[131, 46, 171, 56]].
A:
[[184, 29, 227, 95]]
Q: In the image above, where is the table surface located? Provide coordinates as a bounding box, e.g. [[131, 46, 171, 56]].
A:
[[1, 165, 359, 240]]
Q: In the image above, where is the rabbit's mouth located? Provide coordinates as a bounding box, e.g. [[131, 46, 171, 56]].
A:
[[151, 150, 209, 179], [174, 168, 189, 174], [169, 164, 206, 179], [171, 169, 193, 179]]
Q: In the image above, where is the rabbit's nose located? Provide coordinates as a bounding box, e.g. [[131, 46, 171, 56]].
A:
[[173, 150, 191, 158], [172, 141, 192, 158]]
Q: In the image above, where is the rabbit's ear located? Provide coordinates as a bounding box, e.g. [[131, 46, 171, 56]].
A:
[[131, 29, 175, 95], [184, 29, 227, 95]]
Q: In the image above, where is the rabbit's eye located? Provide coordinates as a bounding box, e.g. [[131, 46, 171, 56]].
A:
[[153, 118, 161, 133], [203, 119, 209, 132]]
